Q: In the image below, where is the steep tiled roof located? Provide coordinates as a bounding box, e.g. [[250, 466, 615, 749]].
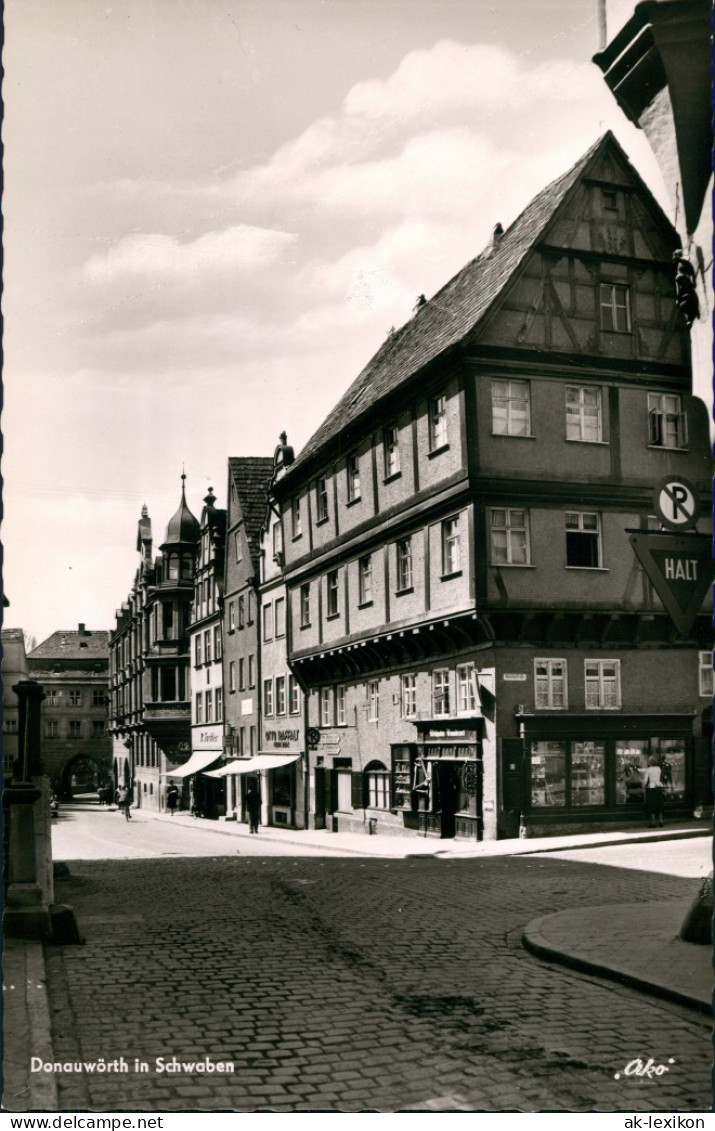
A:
[[228, 457, 274, 570], [285, 132, 615, 478], [28, 630, 109, 661]]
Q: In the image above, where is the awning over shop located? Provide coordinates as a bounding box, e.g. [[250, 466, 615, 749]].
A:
[[167, 750, 222, 779], [204, 752, 302, 778]]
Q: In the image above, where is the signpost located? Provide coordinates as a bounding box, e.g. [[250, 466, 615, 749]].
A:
[[629, 476, 713, 636]]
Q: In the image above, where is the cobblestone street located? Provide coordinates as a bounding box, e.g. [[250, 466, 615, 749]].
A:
[[45, 853, 710, 1113]]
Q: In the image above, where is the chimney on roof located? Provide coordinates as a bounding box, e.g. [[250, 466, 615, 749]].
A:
[[78, 623, 86, 636], [484, 223, 504, 258]]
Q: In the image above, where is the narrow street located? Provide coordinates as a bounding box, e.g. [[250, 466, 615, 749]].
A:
[[44, 809, 712, 1113]]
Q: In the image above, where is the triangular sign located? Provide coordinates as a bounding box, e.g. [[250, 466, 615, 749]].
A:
[[630, 532, 714, 636]]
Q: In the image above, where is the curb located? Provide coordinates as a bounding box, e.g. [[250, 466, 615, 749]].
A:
[[522, 915, 712, 1018]]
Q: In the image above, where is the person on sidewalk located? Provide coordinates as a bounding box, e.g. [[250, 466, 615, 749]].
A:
[[642, 755, 664, 828], [246, 785, 261, 834], [167, 784, 180, 816], [116, 785, 132, 821]]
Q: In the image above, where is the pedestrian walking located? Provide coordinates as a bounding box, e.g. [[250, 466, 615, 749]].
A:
[[167, 784, 180, 815], [116, 785, 132, 820], [642, 754, 664, 828], [245, 784, 261, 834]]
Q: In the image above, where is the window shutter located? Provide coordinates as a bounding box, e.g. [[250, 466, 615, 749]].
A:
[[351, 772, 364, 809], [649, 409, 663, 446]]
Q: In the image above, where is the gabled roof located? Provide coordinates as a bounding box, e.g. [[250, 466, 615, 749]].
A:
[[284, 131, 665, 479], [28, 630, 109, 661], [227, 457, 274, 570]]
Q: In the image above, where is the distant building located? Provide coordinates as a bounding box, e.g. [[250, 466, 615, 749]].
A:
[[108, 478, 200, 809], [273, 132, 712, 840], [27, 625, 111, 799]]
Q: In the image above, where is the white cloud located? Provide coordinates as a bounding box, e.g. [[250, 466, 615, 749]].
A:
[[82, 223, 297, 284]]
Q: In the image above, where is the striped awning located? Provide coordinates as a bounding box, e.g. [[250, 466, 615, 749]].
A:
[[166, 750, 222, 779]]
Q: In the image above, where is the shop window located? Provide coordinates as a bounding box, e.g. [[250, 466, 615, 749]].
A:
[[336, 684, 346, 726], [651, 738, 686, 802], [401, 674, 417, 719], [490, 508, 530, 565], [429, 395, 447, 451], [358, 556, 372, 605], [275, 676, 286, 716], [384, 426, 400, 478], [699, 652, 713, 697], [648, 393, 687, 449], [327, 571, 340, 618], [585, 659, 621, 709], [599, 283, 631, 333], [566, 386, 602, 443], [432, 669, 450, 716], [491, 378, 531, 436], [396, 537, 413, 592], [365, 761, 390, 809], [367, 680, 379, 722], [441, 516, 461, 576], [534, 659, 567, 709], [530, 741, 566, 807], [347, 453, 361, 502], [570, 742, 606, 806], [300, 583, 311, 628], [565, 512, 601, 568], [457, 663, 477, 713], [316, 477, 329, 523], [320, 687, 332, 727]]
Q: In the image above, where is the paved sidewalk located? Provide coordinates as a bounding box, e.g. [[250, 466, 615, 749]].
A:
[[2, 938, 58, 1112], [523, 900, 712, 1016], [153, 808, 711, 859]]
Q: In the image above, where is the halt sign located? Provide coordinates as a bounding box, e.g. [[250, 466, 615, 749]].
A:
[[630, 531, 714, 635], [653, 475, 699, 532]]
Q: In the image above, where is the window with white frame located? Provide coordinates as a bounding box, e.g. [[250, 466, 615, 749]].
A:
[[248, 654, 255, 687], [585, 660, 621, 709], [45, 689, 58, 707], [195, 636, 203, 666], [238, 595, 245, 628], [273, 520, 283, 560], [316, 477, 329, 522], [300, 583, 310, 627], [566, 386, 602, 442], [327, 570, 340, 617], [699, 652, 713, 697], [215, 687, 223, 720], [491, 378, 531, 436], [366, 763, 390, 809], [396, 537, 413, 591], [457, 664, 477, 713], [204, 629, 212, 664], [648, 393, 687, 449], [46, 720, 59, 738], [195, 694, 203, 724], [275, 676, 286, 716], [213, 625, 222, 660], [336, 684, 346, 725], [263, 679, 274, 716], [599, 282, 630, 332], [358, 556, 372, 604], [292, 496, 302, 538], [442, 516, 461, 575], [274, 597, 286, 638], [229, 661, 236, 693], [320, 686, 332, 727], [432, 669, 450, 716], [401, 674, 417, 719], [347, 453, 361, 502], [565, 512, 601, 568], [238, 658, 245, 690], [490, 508, 530, 565], [368, 680, 379, 721], [535, 659, 567, 709], [69, 689, 81, 706], [289, 675, 301, 715], [263, 603, 273, 641], [384, 426, 400, 477], [429, 395, 447, 450], [235, 531, 243, 562], [228, 601, 236, 631], [205, 690, 213, 723]]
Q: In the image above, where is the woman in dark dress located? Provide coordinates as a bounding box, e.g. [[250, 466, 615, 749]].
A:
[[642, 754, 664, 828]]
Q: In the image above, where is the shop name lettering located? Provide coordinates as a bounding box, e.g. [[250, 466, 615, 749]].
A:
[[663, 558, 699, 580], [265, 730, 299, 747]]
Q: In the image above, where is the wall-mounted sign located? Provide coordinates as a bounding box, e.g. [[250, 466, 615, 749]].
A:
[[503, 673, 527, 682], [653, 476, 700, 532], [241, 699, 254, 716], [192, 727, 223, 751], [264, 728, 300, 750], [630, 531, 714, 635]]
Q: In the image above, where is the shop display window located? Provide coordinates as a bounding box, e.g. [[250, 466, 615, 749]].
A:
[[615, 740, 648, 805], [530, 741, 566, 807], [570, 742, 605, 806]]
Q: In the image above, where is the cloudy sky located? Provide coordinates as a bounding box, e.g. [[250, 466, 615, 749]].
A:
[[3, 0, 670, 645]]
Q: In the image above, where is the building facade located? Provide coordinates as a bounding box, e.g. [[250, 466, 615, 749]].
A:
[[108, 480, 200, 810], [2, 628, 30, 780], [27, 626, 112, 800], [273, 132, 712, 840]]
